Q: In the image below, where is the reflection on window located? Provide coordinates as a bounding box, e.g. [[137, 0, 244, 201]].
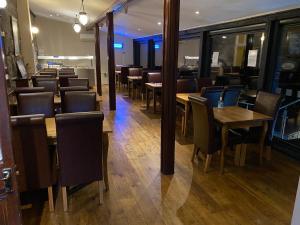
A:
[[210, 32, 265, 90]]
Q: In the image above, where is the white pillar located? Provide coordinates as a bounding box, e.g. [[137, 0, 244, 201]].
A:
[[17, 0, 36, 74]]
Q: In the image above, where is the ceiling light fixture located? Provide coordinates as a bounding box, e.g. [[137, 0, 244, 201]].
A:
[[222, 36, 227, 39], [31, 26, 39, 34], [195, 11, 200, 15], [78, 0, 89, 26], [157, 22, 162, 26], [0, 0, 7, 9], [50, 14, 53, 17], [73, 15, 82, 33]]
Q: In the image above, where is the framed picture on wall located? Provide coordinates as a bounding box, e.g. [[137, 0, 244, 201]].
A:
[[11, 16, 20, 56]]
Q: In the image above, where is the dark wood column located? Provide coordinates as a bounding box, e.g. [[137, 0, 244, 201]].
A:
[[198, 31, 212, 78], [133, 40, 141, 66], [95, 24, 102, 96], [106, 12, 116, 111], [161, 0, 180, 175], [148, 39, 155, 69]]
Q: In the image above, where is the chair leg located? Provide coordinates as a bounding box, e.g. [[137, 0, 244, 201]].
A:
[[191, 146, 198, 162], [204, 154, 212, 173], [181, 114, 185, 134], [234, 144, 242, 166], [240, 144, 247, 167], [47, 186, 54, 212], [266, 145, 272, 161], [62, 187, 68, 212], [98, 180, 104, 205]]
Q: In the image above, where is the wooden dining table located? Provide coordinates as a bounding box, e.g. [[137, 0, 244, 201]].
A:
[[176, 93, 272, 172], [145, 83, 162, 113], [127, 76, 142, 99], [45, 117, 112, 190]]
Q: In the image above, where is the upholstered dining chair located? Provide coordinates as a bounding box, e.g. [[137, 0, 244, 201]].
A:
[[11, 114, 57, 212], [200, 86, 224, 107], [197, 77, 213, 92], [59, 86, 89, 111], [223, 85, 243, 106], [36, 78, 59, 95], [236, 91, 282, 163], [62, 91, 96, 113], [176, 79, 198, 93], [18, 92, 54, 117], [189, 96, 243, 172], [55, 112, 104, 211], [59, 75, 78, 87], [32, 75, 56, 86], [68, 78, 89, 89]]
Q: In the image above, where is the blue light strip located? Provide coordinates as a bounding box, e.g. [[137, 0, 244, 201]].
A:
[[114, 43, 123, 49]]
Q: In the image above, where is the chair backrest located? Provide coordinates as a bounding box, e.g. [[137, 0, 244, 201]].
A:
[[200, 86, 224, 107], [36, 78, 59, 95], [68, 78, 89, 89], [63, 91, 96, 113], [254, 91, 282, 118], [56, 112, 104, 186], [120, 66, 129, 84], [39, 72, 57, 77], [189, 96, 217, 154], [129, 68, 142, 77], [215, 76, 230, 86], [197, 78, 213, 91], [11, 114, 55, 192], [59, 86, 89, 106], [59, 75, 78, 87], [223, 85, 243, 106], [176, 79, 198, 93], [115, 65, 122, 72], [18, 92, 54, 117], [32, 75, 55, 86], [148, 72, 162, 83]]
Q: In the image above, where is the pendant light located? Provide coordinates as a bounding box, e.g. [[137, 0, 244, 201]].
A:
[[73, 15, 82, 33], [78, 0, 89, 26], [0, 0, 7, 9]]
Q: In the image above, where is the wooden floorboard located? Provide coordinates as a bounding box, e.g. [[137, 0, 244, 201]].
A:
[[22, 86, 299, 225]]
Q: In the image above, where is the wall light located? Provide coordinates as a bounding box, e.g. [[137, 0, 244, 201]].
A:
[[114, 43, 123, 49], [155, 44, 160, 49], [31, 26, 39, 34], [73, 22, 81, 33], [0, 0, 7, 9]]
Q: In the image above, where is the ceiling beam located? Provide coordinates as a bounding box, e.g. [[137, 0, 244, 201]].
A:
[[86, 0, 138, 30]]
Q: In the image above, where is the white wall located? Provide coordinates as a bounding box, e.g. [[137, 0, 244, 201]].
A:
[[35, 16, 133, 84]]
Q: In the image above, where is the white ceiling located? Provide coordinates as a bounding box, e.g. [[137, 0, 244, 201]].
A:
[[29, 0, 300, 38]]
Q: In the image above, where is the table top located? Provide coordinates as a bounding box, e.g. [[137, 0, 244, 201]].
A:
[[145, 83, 162, 88], [213, 106, 272, 125], [45, 117, 112, 139], [128, 76, 142, 80], [176, 93, 200, 103]]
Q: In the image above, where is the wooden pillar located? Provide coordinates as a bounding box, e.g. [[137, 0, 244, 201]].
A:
[[161, 0, 180, 175], [148, 39, 155, 69], [198, 31, 212, 78], [106, 12, 116, 111], [133, 40, 141, 67], [95, 24, 102, 96]]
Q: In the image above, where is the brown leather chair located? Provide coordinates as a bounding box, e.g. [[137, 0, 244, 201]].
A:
[[200, 86, 224, 107], [177, 79, 197, 93], [15, 87, 46, 95], [59, 86, 89, 112], [32, 75, 56, 86], [59, 75, 78, 87], [68, 78, 89, 89], [62, 91, 96, 113], [238, 91, 282, 162], [55, 112, 104, 211], [11, 114, 57, 211], [129, 67, 142, 77], [18, 92, 54, 117], [197, 78, 212, 92], [120, 66, 129, 87], [148, 72, 162, 83], [36, 78, 59, 95], [189, 96, 243, 172]]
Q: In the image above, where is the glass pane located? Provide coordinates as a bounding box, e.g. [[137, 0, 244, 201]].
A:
[[272, 24, 300, 141], [209, 31, 265, 90]]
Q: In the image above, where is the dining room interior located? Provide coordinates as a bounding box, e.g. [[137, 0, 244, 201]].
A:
[[1, 0, 300, 225]]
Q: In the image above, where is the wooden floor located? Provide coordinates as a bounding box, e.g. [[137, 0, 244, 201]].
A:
[[23, 86, 300, 225]]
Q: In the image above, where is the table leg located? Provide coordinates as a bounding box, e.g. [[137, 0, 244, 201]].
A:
[[128, 80, 131, 97], [146, 88, 150, 110], [183, 102, 190, 136], [153, 88, 157, 113], [259, 121, 268, 165], [220, 125, 228, 174], [103, 133, 109, 191]]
